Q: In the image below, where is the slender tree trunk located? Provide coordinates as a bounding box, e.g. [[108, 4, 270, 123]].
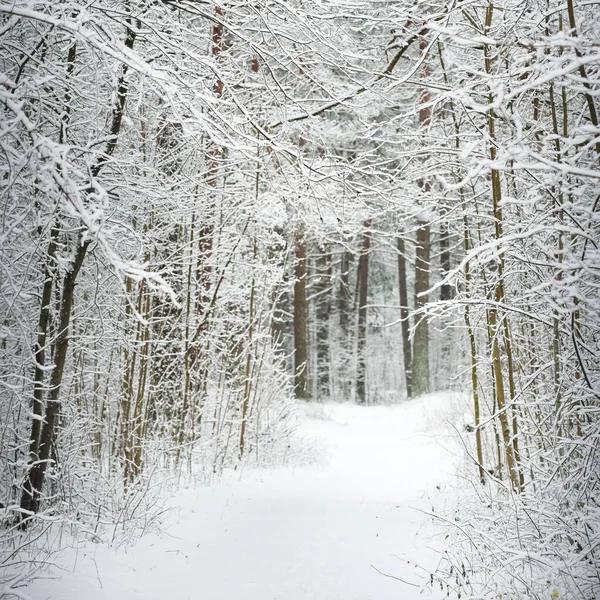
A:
[[397, 237, 412, 398], [120, 275, 138, 487], [191, 8, 225, 404], [315, 247, 331, 400], [484, 3, 522, 492], [176, 214, 197, 474], [356, 219, 372, 405], [337, 249, 353, 399], [439, 40, 484, 481], [488, 304, 520, 491], [412, 223, 430, 397], [411, 37, 432, 398], [28, 227, 58, 464], [293, 226, 310, 400], [463, 216, 485, 484], [239, 240, 257, 456], [338, 250, 352, 331], [21, 242, 89, 515], [129, 291, 151, 483], [439, 222, 453, 301]]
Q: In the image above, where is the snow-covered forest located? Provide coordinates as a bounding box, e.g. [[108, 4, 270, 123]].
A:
[[1, 0, 599, 598]]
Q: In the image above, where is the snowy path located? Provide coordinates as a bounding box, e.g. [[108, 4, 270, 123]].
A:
[[27, 394, 463, 600]]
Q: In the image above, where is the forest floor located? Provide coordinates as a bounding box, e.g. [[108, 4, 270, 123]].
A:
[[25, 393, 466, 600]]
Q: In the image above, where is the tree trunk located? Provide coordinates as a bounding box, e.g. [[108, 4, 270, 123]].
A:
[[25, 38, 75, 492], [411, 222, 430, 397], [293, 226, 310, 400], [411, 36, 431, 398], [239, 239, 257, 456], [21, 241, 89, 516], [336, 249, 353, 399], [397, 237, 412, 398], [356, 220, 372, 405], [315, 247, 331, 400], [439, 222, 453, 301], [484, 2, 522, 491], [28, 227, 58, 465], [463, 216, 485, 484]]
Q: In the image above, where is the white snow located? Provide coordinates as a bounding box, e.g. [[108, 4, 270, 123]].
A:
[[25, 393, 464, 600]]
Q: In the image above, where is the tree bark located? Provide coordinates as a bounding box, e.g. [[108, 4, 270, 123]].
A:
[[28, 227, 58, 464], [356, 220, 372, 405], [21, 241, 89, 515], [411, 222, 430, 397], [397, 237, 412, 398], [239, 239, 257, 456], [484, 2, 522, 492], [411, 36, 432, 398], [26, 39, 76, 479], [336, 249, 353, 399], [463, 215, 485, 484], [315, 247, 331, 400], [439, 222, 453, 301], [293, 227, 310, 400]]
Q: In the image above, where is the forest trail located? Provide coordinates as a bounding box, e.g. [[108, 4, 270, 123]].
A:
[[27, 394, 463, 600]]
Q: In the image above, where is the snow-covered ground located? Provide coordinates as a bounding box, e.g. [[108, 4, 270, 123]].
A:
[[25, 393, 465, 600]]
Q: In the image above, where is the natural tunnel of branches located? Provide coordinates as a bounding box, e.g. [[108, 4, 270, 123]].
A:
[[1, 0, 598, 597]]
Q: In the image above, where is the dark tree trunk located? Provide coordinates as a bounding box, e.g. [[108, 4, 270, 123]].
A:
[[315, 247, 331, 399], [28, 40, 76, 465], [397, 237, 412, 398], [338, 250, 352, 332], [439, 222, 453, 301], [21, 242, 89, 515], [269, 230, 291, 353], [293, 227, 310, 400], [28, 227, 58, 464], [355, 220, 372, 405], [337, 249, 353, 399]]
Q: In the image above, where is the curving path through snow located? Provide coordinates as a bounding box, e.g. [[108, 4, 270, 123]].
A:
[[27, 393, 463, 600]]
